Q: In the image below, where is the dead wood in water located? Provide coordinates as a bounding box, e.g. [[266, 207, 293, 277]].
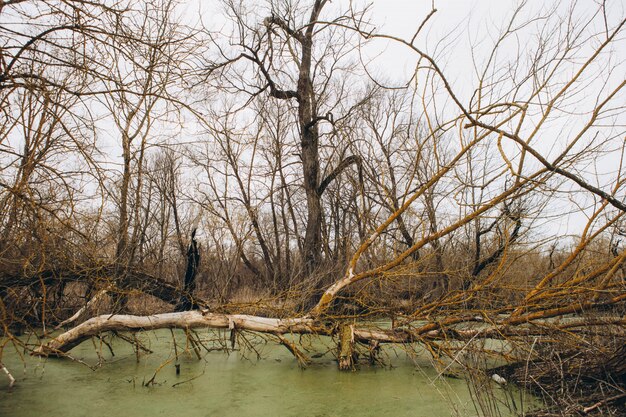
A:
[[0, 363, 15, 389], [490, 338, 626, 416], [337, 324, 356, 371], [33, 311, 319, 356]]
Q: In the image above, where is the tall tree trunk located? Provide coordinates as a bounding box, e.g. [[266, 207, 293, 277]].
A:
[[258, 0, 332, 275], [299, 25, 322, 275]]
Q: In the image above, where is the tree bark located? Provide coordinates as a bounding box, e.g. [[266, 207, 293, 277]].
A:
[[298, 10, 323, 275], [34, 311, 318, 355], [337, 323, 355, 370], [176, 228, 200, 311], [258, 2, 329, 275]]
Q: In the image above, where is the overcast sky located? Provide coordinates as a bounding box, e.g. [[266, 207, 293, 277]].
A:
[[180, 0, 624, 96], [167, 0, 625, 236]]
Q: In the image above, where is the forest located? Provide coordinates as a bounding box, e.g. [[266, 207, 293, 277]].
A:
[[0, 0, 625, 415]]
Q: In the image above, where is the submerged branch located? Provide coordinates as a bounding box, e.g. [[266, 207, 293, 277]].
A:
[[0, 363, 15, 389]]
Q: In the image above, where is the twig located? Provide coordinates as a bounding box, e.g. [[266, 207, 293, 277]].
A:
[[1, 362, 15, 389], [170, 328, 179, 363], [276, 334, 311, 368], [172, 368, 206, 388], [112, 331, 153, 354], [582, 392, 626, 414], [185, 328, 201, 360], [144, 357, 174, 386]]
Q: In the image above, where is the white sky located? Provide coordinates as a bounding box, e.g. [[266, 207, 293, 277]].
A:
[[166, 1, 624, 241], [4, 0, 620, 245]]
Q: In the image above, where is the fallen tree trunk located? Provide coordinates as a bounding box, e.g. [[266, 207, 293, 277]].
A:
[[33, 310, 423, 356], [34, 308, 626, 358], [118, 269, 209, 309], [34, 311, 318, 355], [0, 265, 210, 315]]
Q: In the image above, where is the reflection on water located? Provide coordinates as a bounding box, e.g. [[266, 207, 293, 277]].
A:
[[0, 329, 531, 417]]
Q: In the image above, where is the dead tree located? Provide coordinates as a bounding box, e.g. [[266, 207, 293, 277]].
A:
[[176, 229, 201, 311]]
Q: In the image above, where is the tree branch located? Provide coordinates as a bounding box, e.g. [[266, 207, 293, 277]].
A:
[[264, 14, 305, 43], [317, 155, 361, 196], [241, 53, 299, 101]]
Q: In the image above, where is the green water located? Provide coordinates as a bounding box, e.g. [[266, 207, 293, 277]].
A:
[[0, 330, 530, 417]]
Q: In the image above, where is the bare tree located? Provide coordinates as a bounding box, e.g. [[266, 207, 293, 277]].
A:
[[205, 0, 368, 274]]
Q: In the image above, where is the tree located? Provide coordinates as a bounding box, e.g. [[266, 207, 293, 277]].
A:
[[206, 0, 367, 275], [0, 0, 206, 325]]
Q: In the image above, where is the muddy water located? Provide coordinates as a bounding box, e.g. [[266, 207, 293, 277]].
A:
[[0, 329, 531, 416]]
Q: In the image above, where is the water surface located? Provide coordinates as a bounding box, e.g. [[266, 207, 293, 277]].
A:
[[0, 329, 529, 416]]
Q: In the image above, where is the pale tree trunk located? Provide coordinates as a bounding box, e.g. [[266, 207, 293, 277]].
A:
[[35, 311, 318, 355]]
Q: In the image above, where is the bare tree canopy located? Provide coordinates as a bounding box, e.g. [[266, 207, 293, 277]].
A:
[[1, 0, 625, 415]]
